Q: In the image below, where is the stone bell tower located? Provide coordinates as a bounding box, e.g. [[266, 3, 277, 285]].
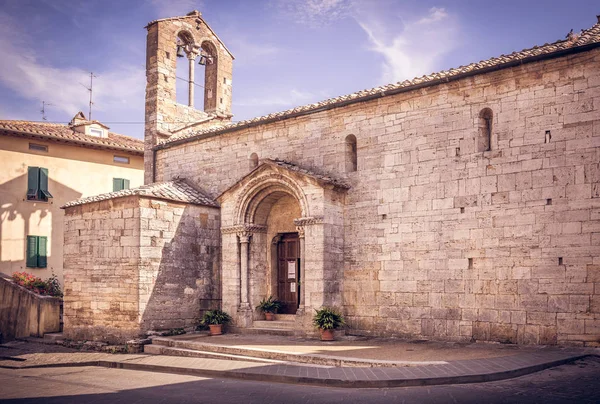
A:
[[144, 10, 234, 183]]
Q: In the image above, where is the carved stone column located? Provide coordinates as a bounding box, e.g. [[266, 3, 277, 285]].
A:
[[238, 231, 251, 311], [296, 225, 306, 313], [187, 52, 196, 107]]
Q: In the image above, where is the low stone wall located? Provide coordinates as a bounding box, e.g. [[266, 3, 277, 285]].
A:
[[63, 195, 220, 344], [0, 274, 61, 342]]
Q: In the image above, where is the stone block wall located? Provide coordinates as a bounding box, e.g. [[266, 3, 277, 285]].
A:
[[156, 48, 600, 345], [63, 195, 220, 343]]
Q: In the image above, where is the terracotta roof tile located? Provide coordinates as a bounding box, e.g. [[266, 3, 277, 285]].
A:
[[160, 20, 600, 148], [0, 120, 143, 154], [61, 179, 218, 208], [266, 159, 351, 189]]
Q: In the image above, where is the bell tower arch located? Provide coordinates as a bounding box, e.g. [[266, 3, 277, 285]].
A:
[[144, 10, 234, 183]]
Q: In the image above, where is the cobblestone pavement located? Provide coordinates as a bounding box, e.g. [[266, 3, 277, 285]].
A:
[[1, 357, 599, 403]]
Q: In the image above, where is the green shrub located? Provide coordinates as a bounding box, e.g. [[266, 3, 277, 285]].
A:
[[313, 307, 345, 330], [256, 296, 282, 313], [201, 310, 232, 325]]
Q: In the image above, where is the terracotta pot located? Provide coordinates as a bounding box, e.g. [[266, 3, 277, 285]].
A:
[[319, 328, 335, 341], [265, 312, 275, 321], [209, 324, 223, 336]]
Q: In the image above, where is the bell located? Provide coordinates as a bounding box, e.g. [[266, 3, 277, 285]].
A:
[[176, 45, 185, 58], [198, 55, 207, 65]]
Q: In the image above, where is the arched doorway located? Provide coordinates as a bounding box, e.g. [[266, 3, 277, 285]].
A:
[[218, 160, 349, 332]]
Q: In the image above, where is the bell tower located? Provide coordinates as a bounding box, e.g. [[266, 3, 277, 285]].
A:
[[144, 10, 234, 183]]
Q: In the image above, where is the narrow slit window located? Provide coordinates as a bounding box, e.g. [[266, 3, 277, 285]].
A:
[[478, 108, 493, 152], [249, 153, 259, 170], [345, 134, 357, 172]]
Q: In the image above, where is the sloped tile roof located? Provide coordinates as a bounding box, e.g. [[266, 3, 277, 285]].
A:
[[218, 158, 350, 200], [267, 159, 351, 189], [61, 179, 218, 208], [159, 19, 600, 149], [0, 120, 144, 154]]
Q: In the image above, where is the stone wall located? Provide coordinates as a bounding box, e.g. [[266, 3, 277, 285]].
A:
[[0, 274, 61, 342], [155, 47, 600, 345], [63, 195, 220, 343]]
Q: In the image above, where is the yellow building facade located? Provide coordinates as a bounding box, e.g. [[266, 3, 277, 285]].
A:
[[0, 114, 144, 284]]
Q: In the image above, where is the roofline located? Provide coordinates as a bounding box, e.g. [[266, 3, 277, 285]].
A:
[[0, 129, 144, 155], [155, 40, 600, 152], [61, 192, 219, 210]]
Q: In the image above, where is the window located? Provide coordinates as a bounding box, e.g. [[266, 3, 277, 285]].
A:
[[478, 108, 493, 152], [345, 134, 357, 172], [90, 128, 103, 137], [27, 167, 53, 202], [249, 153, 259, 170], [113, 178, 130, 192], [29, 143, 48, 152], [26, 236, 47, 268], [113, 155, 130, 164]]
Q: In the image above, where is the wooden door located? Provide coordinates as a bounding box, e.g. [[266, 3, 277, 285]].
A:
[[277, 233, 300, 314]]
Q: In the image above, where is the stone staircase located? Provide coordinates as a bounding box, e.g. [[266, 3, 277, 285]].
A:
[[243, 314, 297, 336]]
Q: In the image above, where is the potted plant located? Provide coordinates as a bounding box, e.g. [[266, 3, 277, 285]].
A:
[[256, 296, 282, 321], [313, 307, 345, 341], [201, 310, 232, 335]]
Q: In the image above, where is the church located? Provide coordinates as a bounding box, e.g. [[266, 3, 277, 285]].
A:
[[62, 11, 600, 346]]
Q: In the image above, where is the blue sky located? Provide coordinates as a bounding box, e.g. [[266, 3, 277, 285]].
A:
[[0, 0, 598, 139]]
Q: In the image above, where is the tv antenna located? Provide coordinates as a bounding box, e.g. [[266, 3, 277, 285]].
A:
[[40, 101, 53, 121], [80, 72, 97, 120]]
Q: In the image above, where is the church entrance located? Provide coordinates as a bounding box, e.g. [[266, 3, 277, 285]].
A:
[[277, 233, 300, 314]]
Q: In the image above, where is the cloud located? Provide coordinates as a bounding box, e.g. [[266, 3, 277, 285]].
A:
[[273, 0, 351, 27], [357, 6, 460, 84], [149, 0, 203, 19], [226, 36, 280, 66], [0, 11, 145, 128], [274, 1, 461, 84]]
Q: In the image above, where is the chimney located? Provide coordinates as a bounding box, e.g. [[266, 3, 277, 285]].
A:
[[597, 15, 600, 24]]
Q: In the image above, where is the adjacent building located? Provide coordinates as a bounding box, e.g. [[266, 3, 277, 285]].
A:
[[0, 113, 144, 284]]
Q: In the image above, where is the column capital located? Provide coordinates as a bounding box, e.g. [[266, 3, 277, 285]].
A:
[[221, 223, 267, 235]]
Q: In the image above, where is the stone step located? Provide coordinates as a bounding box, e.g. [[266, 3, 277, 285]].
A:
[[273, 314, 296, 321], [252, 320, 296, 330], [243, 327, 296, 336], [43, 333, 64, 342], [144, 344, 286, 364]]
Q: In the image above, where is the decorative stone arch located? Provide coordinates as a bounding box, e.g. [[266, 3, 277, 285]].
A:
[[233, 172, 310, 226]]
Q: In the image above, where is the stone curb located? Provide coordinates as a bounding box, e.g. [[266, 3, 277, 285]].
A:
[[149, 337, 449, 367], [0, 353, 595, 388]]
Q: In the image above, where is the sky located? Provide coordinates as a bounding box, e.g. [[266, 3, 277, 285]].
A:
[[0, 0, 598, 139]]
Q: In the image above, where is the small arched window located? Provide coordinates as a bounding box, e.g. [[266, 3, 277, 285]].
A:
[[478, 108, 493, 152], [249, 153, 259, 170], [345, 134, 357, 172]]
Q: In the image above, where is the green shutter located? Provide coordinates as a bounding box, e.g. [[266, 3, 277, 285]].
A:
[[26, 236, 38, 267], [27, 167, 40, 200], [39, 167, 53, 199], [113, 178, 122, 192], [123, 179, 130, 190], [37, 236, 47, 268]]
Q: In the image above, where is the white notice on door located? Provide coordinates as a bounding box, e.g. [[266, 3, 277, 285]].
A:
[[290, 282, 296, 292], [287, 261, 296, 279]]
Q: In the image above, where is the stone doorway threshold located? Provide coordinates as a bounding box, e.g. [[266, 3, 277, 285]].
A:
[[145, 333, 556, 368]]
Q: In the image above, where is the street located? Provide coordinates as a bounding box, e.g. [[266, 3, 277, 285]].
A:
[[1, 357, 599, 403]]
